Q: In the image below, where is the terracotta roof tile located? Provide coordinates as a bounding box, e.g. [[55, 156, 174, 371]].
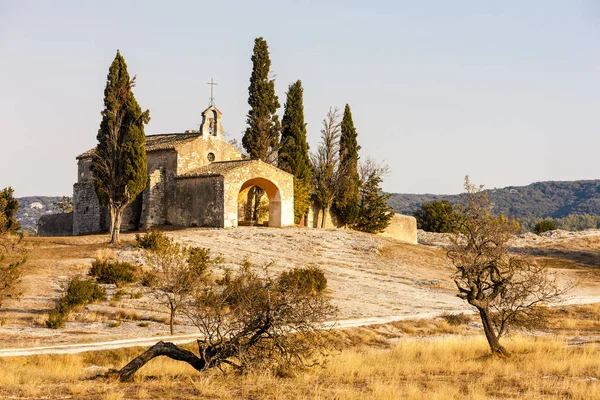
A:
[[77, 133, 201, 159], [178, 160, 254, 179]]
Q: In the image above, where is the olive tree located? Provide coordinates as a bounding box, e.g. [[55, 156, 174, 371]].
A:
[[447, 177, 567, 355], [143, 239, 218, 335], [114, 261, 336, 381]]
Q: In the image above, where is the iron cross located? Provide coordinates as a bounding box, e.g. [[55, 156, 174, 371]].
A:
[[207, 77, 218, 106]]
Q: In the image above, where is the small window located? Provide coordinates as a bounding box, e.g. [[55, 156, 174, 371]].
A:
[[207, 152, 215, 162]]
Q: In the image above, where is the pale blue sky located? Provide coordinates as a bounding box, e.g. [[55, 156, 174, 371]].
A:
[[1, 0, 599, 196]]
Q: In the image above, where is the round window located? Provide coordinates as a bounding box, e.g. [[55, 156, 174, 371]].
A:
[[207, 152, 215, 162]]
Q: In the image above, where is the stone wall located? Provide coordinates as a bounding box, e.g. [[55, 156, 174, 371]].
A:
[[140, 150, 177, 229], [378, 213, 418, 244], [38, 213, 73, 236], [169, 176, 224, 227], [73, 181, 107, 235]]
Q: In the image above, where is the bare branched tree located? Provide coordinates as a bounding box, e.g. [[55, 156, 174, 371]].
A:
[[358, 157, 390, 185], [311, 107, 341, 228], [143, 240, 218, 335], [114, 261, 336, 381], [447, 177, 568, 356]]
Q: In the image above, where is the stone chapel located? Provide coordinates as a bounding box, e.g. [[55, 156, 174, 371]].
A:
[[71, 105, 295, 235]]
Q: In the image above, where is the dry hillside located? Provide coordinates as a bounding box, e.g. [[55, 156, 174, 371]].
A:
[[1, 227, 599, 349]]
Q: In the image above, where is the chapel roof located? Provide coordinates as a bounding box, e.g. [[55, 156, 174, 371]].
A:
[[76, 132, 201, 159], [178, 159, 254, 179]]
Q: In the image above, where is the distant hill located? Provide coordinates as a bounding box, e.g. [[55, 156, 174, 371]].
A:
[[16, 196, 62, 231], [15, 180, 600, 231], [388, 180, 600, 219]]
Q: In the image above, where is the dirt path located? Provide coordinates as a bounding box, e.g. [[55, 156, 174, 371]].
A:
[[3, 292, 600, 357]]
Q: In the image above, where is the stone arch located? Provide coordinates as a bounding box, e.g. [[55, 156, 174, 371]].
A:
[[237, 177, 282, 227]]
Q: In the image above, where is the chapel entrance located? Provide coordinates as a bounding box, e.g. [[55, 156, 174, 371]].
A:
[[236, 178, 282, 227]]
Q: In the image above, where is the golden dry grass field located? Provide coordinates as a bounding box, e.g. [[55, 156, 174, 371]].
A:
[[2, 307, 600, 399]]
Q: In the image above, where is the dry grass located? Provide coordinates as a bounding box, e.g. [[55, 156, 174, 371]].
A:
[[1, 334, 600, 399], [2, 305, 600, 399]]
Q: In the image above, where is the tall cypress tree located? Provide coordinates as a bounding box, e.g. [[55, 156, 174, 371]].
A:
[[242, 37, 281, 222], [334, 104, 360, 226], [91, 50, 150, 244], [279, 80, 311, 224], [242, 37, 280, 163]]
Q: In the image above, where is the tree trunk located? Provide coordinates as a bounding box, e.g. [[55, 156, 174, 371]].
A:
[[110, 207, 123, 244], [321, 206, 329, 228], [116, 341, 206, 381], [169, 307, 175, 335], [479, 307, 509, 356], [253, 188, 264, 223], [109, 206, 116, 238], [245, 188, 255, 221]]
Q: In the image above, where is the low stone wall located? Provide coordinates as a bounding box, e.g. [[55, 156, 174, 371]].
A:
[[379, 213, 418, 244], [38, 213, 73, 236]]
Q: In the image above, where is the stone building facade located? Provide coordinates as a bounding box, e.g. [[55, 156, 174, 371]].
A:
[[72, 106, 295, 235]]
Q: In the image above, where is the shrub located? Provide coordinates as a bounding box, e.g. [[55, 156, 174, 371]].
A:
[[278, 266, 327, 294], [188, 247, 222, 277], [135, 229, 171, 252], [112, 289, 125, 301], [441, 313, 471, 326], [534, 219, 558, 235], [90, 259, 139, 286], [45, 310, 65, 329], [413, 200, 460, 233], [46, 277, 106, 329], [140, 271, 158, 287], [61, 277, 106, 309]]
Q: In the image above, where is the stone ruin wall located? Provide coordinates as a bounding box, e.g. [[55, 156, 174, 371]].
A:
[[73, 180, 107, 235], [38, 213, 73, 236], [379, 213, 418, 244]]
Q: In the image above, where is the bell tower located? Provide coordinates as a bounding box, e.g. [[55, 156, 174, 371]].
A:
[[199, 77, 224, 140], [199, 105, 224, 140]]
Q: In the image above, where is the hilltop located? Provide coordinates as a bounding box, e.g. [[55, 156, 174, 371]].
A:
[[389, 179, 600, 219], [15, 196, 61, 231]]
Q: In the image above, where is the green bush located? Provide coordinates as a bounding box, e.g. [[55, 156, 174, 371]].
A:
[[135, 229, 171, 252], [90, 259, 139, 286], [278, 266, 327, 294], [45, 310, 65, 329], [413, 200, 460, 233], [46, 277, 106, 329], [533, 219, 558, 235]]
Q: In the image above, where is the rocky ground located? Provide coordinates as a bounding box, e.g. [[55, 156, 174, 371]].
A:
[[0, 227, 598, 351]]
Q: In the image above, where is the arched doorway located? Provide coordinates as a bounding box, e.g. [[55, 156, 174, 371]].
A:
[[236, 177, 282, 228]]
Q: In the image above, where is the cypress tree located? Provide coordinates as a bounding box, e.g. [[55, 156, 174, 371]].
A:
[[242, 37, 281, 163], [279, 80, 311, 224], [356, 173, 393, 233], [242, 37, 281, 222], [91, 50, 150, 244], [334, 104, 360, 226]]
